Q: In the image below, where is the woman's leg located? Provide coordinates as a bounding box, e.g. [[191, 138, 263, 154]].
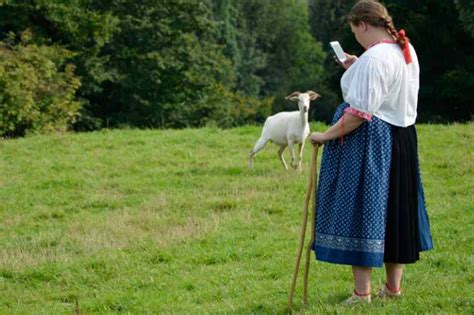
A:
[[352, 266, 372, 295], [385, 263, 403, 290]]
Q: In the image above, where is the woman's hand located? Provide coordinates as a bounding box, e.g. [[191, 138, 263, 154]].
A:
[[342, 53, 358, 69], [310, 132, 326, 145], [334, 52, 358, 69]]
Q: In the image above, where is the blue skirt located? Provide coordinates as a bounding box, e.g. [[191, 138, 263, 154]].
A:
[[312, 103, 433, 267]]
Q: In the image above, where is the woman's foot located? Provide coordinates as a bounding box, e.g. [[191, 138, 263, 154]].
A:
[[342, 290, 371, 305], [377, 283, 402, 298]]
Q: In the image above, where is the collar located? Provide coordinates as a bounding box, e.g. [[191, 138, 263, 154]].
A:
[[367, 39, 396, 50]]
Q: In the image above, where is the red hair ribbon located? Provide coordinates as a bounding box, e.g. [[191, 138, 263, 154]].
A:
[[398, 29, 412, 64]]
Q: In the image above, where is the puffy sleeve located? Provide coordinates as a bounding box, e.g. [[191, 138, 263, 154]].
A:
[[343, 56, 389, 121]]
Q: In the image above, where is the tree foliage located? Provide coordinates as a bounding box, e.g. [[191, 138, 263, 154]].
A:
[[309, 0, 474, 122], [0, 30, 81, 137], [208, 0, 327, 121], [0, 0, 471, 137], [455, 0, 474, 38], [82, 1, 237, 129]]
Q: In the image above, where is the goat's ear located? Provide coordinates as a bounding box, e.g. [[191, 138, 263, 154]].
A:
[[285, 91, 301, 101], [306, 90, 321, 101]]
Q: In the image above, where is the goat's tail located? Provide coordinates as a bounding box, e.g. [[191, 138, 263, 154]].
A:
[[248, 150, 255, 169], [248, 137, 269, 169]]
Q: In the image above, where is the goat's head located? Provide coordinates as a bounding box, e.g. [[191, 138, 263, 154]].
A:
[[285, 90, 321, 113]]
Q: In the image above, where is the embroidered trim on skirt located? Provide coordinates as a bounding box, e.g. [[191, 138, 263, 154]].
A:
[[312, 103, 433, 267]]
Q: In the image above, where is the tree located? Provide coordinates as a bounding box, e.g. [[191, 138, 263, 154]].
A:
[[0, 0, 238, 129], [308, 0, 359, 122], [455, 0, 474, 38], [0, 0, 119, 130], [385, 0, 473, 122], [309, 0, 474, 122], [208, 0, 327, 122], [0, 30, 81, 137], [82, 0, 235, 129]]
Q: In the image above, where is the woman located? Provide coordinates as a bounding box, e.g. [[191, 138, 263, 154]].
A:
[[309, 0, 433, 305]]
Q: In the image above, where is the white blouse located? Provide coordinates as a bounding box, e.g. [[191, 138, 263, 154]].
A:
[[340, 43, 420, 127]]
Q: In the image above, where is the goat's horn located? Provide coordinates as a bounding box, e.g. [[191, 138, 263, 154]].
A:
[[285, 91, 301, 100], [306, 90, 321, 98]]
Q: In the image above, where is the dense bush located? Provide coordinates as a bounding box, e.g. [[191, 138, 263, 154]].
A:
[[0, 31, 81, 137]]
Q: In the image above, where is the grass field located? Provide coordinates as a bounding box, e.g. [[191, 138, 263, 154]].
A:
[[0, 122, 473, 314]]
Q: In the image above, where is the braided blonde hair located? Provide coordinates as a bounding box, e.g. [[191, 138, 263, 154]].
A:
[[347, 0, 406, 49]]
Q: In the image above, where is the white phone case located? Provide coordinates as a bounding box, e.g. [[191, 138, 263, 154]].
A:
[[330, 41, 347, 63]]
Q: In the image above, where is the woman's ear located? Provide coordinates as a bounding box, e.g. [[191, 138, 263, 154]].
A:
[[360, 21, 369, 32]]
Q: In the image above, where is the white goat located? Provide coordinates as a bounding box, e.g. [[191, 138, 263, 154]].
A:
[[248, 90, 320, 170]]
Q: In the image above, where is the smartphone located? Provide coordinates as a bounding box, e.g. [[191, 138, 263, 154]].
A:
[[330, 41, 347, 63]]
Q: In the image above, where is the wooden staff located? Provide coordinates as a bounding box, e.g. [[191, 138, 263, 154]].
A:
[[288, 143, 320, 309]]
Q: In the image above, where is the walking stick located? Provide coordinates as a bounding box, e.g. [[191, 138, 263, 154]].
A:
[[287, 143, 320, 309]]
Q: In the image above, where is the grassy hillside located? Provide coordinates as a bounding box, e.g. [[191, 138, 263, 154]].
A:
[[0, 123, 472, 314]]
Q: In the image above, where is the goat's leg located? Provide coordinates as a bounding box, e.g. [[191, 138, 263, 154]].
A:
[[297, 142, 305, 171], [288, 141, 297, 169], [277, 145, 288, 170], [248, 137, 268, 169]]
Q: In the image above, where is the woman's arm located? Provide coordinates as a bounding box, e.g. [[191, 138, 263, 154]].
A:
[[310, 112, 365, 145]]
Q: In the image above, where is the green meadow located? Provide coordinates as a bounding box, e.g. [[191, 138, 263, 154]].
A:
[[0, 123, 472, 314]]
